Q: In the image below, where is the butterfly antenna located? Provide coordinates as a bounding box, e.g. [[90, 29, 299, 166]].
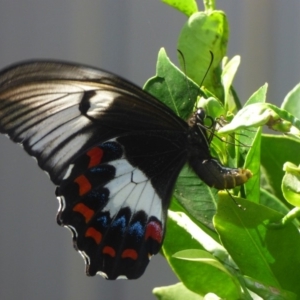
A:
[[200, 51, 214, 87], [177, 49, 191, 100]]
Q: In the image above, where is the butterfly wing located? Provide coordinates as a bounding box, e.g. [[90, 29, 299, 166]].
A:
[[0, 61, 186, 184], [0, 61, 189, 279]]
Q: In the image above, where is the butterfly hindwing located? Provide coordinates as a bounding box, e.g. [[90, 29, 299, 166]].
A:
[[56, 136, 186, 279]]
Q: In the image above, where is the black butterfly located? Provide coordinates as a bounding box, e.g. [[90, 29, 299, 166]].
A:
[[0, 61, 251, 279]]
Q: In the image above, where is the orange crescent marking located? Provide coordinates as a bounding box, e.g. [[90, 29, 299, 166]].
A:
[[85, 227, 102, 244], [121, 249, 138, 260], [87, 147, 104, 168], [74, 175, 92, 196], [73, 203, 94, 223], [103, 246, 116, 257]]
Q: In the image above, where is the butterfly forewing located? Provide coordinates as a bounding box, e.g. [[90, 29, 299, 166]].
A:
[[0, 61, 189, 279], [0, 62, 187, 184]]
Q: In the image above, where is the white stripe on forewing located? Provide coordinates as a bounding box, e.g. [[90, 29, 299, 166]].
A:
[[30, 115, 89, 152], [14, 94, 82, 138], [85, 90, 120, 118]]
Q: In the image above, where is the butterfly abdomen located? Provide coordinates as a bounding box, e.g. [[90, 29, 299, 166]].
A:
[[187, 109, 252, 189]]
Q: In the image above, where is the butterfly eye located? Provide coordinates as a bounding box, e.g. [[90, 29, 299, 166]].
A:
[[196, 108, 206, 122]]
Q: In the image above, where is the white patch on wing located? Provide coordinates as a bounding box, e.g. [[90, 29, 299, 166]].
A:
[[57, 195, 66, 212], [134, 182, 163, 222], [13, 93, 83, 140], [34, 127, 92, 178], [64, 224, 77, 239], [116, 275, 128, 280], [31, 115, 90, 153], [97, 271, 109, 279], [105, 173, 133, 197], [86, 90, 119, 118], [131, 168, 148, 183], [63, 164, 75, 180], [78, 249, 90, 265], [109, 159, 135, 177], [104, 182, 136, 216], [102, 159, 163, 222], [127, 181, 147, 205]]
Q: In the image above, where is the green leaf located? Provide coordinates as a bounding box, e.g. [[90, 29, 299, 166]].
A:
[[161, 0, 198, 17], [235, 85, 267, 202], [163, 211, 242, 299], [261, 134, 300, 202], [221, 55, 241, 111], [244, 276, 297, 300], [164, 209, 227, 261], [282, 162, 300, 207], [173, 249, 231, 274], [214, 194, 300, 297], [177, 10, 228, 101], [244, 83, 268, 106], [243, 127, 262, 202], [153, 283, 203, 300], [174, 164, 218, 230], [197, 96, 225, 119], [281, 83, 300, 119], [260, 188, 290, 216], [218, 103, 295, 134], [144, 48, 201, 120], [195, 96, 231, 164], [173, 251, 241, 298], [280, 207, 300, 226]]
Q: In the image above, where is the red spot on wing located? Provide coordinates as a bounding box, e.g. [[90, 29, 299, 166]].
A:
[[73, 203, 94, 223], [74, 175, 91, 196], [103, 246, 116, 257], [121, 249, 138, 260], [145, 220, 163, 243], [87, 147, 104, 168], [85, 227, 102, 244]]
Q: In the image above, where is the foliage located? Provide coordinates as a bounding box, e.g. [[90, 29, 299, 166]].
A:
[[146, 0, 300, 299]]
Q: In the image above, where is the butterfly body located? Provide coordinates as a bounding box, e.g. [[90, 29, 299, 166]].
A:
[[0, 61, 251, 279]]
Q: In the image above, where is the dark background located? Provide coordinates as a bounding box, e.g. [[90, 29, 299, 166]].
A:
[[0, 1, 300, 299]]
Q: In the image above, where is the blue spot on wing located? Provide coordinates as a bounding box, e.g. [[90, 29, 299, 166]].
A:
[[111, 215, 127, 233], [100, 141, 123, 162], [128, 221, 144, 239], [97, 215, 109, 228], [89, 165, 115, 175], [87, 188, 109, 204]]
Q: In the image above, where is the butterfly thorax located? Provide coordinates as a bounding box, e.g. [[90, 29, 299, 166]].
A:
[[186, 108, 211, 161]]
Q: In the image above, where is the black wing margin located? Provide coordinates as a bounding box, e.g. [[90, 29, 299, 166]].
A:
[[0, 61, 187, 185]]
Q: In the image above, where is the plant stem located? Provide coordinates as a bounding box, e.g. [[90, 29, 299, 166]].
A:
[[203, 0, 215, 11]]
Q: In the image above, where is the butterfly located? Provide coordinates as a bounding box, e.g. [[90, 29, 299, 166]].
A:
[[0, 61, 252, 279]]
